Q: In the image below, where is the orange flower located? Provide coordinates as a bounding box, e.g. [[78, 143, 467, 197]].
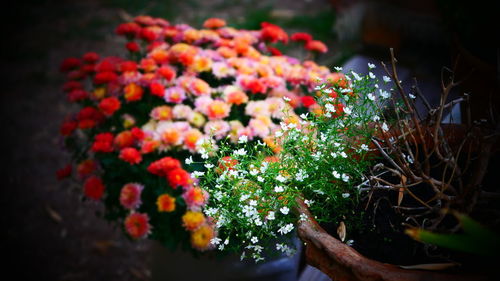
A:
[[184, 128, 203, 151], [150, 48, 169, 64], [124, 213, 151, 239], [190, 224, 215, 251], [151, 106, 173, 121], [156, 194, 176, 212], [203, 18, 226, 29], [305, 40, 328, 53], [114, 130, 134, 148], [182, 211, 206, 231], [124, 83, 144, 101], [161, 127, 182, 146], [167, 168, 191, 188], [216, 46, 237, 58], [191, 56, 212, 73], [225, 89, 248, 105], [207, 100, 230, 119]]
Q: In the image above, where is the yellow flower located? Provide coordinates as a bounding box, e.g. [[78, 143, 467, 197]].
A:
[[190, 224, 215, 251], [156, 194, 176, 212], [182, 211, 205, 231]]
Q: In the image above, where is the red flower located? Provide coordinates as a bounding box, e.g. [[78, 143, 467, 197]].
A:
[[131, 127, 145, 141], [115, 22, 141, 37], [62, 81, 83, 92], [305, 40, 328, 53], [167, 168, 190, 188], [91, 132, 114, 153], [140, 27, 158, 42], [60, 120, 77, 136], [203, 18, 226, 29], [77, 159, 96, 178], [95, 58, 119, 72], [291, 32, 312, 43], [301, 96, 316, 108], [119, 61, 138, 73], [124, 83, 144, 101], [157, 66, 176, 82], [94, 71, 118, 84], [56, 164, 72, 180], [60, 57, 81, 72], [77, 107, 104, 129], [83, 176, 105, 200], [149, 82, 165, 97], [260, 22, 288, 44], [147, 156, 181, 177], [124, 212, 151, 239], [83, 52, 99, 63], [267, 46, 282, 56], [126, 41, 140, 53], [119, 147, 142, 165], [247, 78, 267, 94], [67, 69, 87, 80], [67, 89, 88, 102], [114, 131, 134, 148], [98, 96, 121, 116]]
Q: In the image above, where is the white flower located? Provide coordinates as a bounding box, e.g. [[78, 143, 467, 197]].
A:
[[211, 237, 222, 245], [250, 169, 259, 176], [238, 135, 248, 143], [342, 173, 350, 182], [277, 223, 294, 235], [331, 152, 338, 158], [299, 113, 309, 120], [323, 88, 333, 94], [295, 169, 309, 182], [379, 89, 390, 99], [381, 122, 389, 132], [192, 171, 205, 178], [373, 115, 381, 122], [368, 63, 376, 69], [214, 191, 224, 201], [276, 174, 287, 183], [340, 151, 348, 158], [280, 206, 290, 215], [332, 170, 341, 179], [334, 142, 341, 147], [234, 148, 247, 156], [242, 205, 257, 217], [346, 240, 354, 246], [204, 163, 214, 169], [251, 237, 259, 244], [249, 200, 257, 206], [313, 189, 325, 195], [283, 96, 291, 102], [224, 238, 229, 245], [274, 186, 284, 193], [344, 106, 352, 115], [383, 76, 391, 83], [218, 244, 225, 251], [201, 153, 209, 159], [314, 84, 325, 91], [185, 156, 193, 165], [257, 176, 264, 182], [409, 93, 416, 99], [351, 71, 362, 81], [360, 144, 369, 151], [240, 194, 250, 201], [325, 103, 336, 113], [304, 199, 314, 207], [299, 213, 308, 221], [204, 207, 218, 216], [275, 130, 283, 137], [367, 93, 375, 101], [334, 66, 343, 71], [369, 72, 376, 79], [374, 83, 379, 89], [254, 218, 263, 226], [342, 193, 350, 198], [267, 211, 275, 220], [340, 88, 351, 93]]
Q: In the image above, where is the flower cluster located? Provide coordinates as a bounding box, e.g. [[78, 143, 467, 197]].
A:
[[57, 15, 338, 252], [196, 65, 390, 261]]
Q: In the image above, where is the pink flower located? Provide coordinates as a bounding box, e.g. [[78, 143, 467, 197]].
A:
[[119, 183, 144, 210], [204, 120, 230, 140], [164, 86, 186, 104], [182, 186, 208, 210]]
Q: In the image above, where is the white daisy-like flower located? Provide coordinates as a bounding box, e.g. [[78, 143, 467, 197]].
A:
[[381, 122, 389, 132], [274, 186, 284, 193], [238, 135, 248, 144], [211, 237, 222, 245], [251, 237, 259, 244], [185, 156, 193, 165], [304, 199, 314, 207], [267, 211, 275, 220], [342, 193, 350, 198], [383, 76, 391, 83], [257, 176, 264, 182], [367, 93, 376, 101], [341, 173, 350, 182], [277, 223, 294, 235], [192, 171, 205, 177], [369, 72, 376, 79], [360, 144, 369, 151], [240, 194, 250, 201], [275, 130, 283, 137], [201, 153, 209, 159], [368, 63, 376, 69], [204, 163, 214, 169], [254, 218, 263, 226], [249, 200, 257, 206], [250, 169, 259, 176], [283, 96, 291, 102], [276, 174, 287, 183], [379, 89, 390, 99], [234, 148, 247, 156], [299, 113, 308, 120], [409, 93, 416, 99], [334, 66, 343, 71], [332, 170, 341, 179], [351, 71, 362, 81], [280, 206, 290, 215]]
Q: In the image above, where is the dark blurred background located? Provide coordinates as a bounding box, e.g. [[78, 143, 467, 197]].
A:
[[0, 0, 497, 280]]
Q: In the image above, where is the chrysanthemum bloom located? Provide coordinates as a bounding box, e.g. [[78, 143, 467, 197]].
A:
[[77, 106, 104, 129], [212, 62, 236, 78], [124, 83, 144, 101], [93, 71, 118, 84], [164, 86, 186, 104], [83, 52, 99, 63], [305, 40, 328, 53], [119, 60, 138, 72], [194, 96, 213, 115], [91, 132, 114, 153], [216, 46, 237, 58], [206, 100, 230, 120], [189, 79, 211, 96], [119, 147, 142, 164], [224, 86, 248, 105], [60, 120, 77, 136], [115, 22, 141, 37], [204, 120, 230, 140], [131, 127, 145, 141], [150, 48, 169, 64], [114, 131, 134, 148], [124, 212, 151, 239], [183, 187, 208, 209], [167, 168, 191, 188], [149, 82, 165, 97], [98, 96, 121, 116], [83, 176, 105, 200], [203, 18, 226, 29], [291, 32, 312, 43], [60, 57, 82, 72], [301, 95, 316, 108], [156, 194, 176, 212], [191, 56, 212, 73], [245, 100, 271, 117], [182, 211, 206, 231], [184, 128, 203, 151], [77, 159, 96, 178], [140, 26, 159, 42], [160, 126, 182, 147], [147, 156, 181, 176], [120, 183, 144, 210], [126, 41, 140, 53], [190, 224, 215, 251], [157, 66, 176, 82], [326, 72, 349, 88], [56, 164, 72, 180], [172, 104, 193, 120], [141, 139, 160, 154], [260, 22, 288, 44], [249, 117, 271, 139], [67, 89, 88, 102], [151, 106, 173, 121]]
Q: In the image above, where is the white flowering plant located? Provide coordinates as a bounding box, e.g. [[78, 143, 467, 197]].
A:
[[189, 65, 396, 261]]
